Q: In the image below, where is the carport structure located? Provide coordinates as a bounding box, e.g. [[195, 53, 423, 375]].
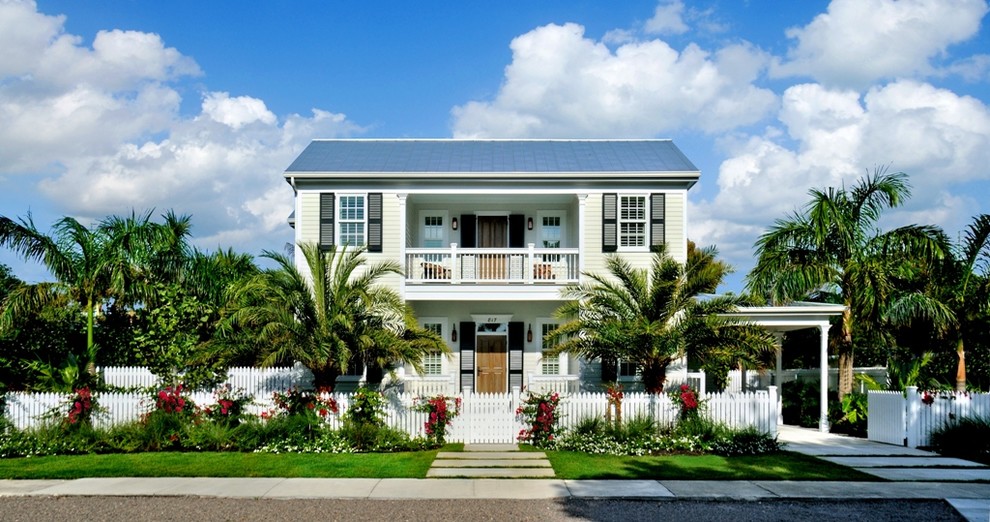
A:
[[724, 300, 847, 432]]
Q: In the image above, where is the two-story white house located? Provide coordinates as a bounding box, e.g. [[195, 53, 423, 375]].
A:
[[283, 139, 700, 395]]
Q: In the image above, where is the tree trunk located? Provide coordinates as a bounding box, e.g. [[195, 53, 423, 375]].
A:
[[311, 366, 341, 391], [85, 297, 98, 377], [642, 362, 668, 394], [955, 338, 967, 392], [837, 307, 853, 398]]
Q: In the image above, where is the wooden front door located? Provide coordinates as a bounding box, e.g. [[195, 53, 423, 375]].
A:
[[476, 335, 507, 394], [477, 216, 507, 279]]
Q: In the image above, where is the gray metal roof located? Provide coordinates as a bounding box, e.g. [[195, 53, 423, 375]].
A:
[[285, 139, 699, 174]]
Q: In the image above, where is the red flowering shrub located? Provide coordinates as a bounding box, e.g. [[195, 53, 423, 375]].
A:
[[414, 394, 461, 445], [201, 384, 253, 425], [155, 384, 191, 414], [671, 383, 702, 420], [516, 390, 561, 448], [266, 387, 339, 420], [64, 387, 96, 428]]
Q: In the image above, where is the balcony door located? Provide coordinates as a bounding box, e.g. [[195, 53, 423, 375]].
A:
[[477, 216, 507, 279]]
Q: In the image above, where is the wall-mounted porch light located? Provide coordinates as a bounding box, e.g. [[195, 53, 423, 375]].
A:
[[451, 324, 458, 342], [527, 217, 534, 230], [451, 217, 458, 230], [527, 324, 533, 343]]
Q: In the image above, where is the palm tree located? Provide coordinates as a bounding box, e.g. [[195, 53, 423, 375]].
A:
[[0, 211, 193, 373], [747, 168, 945, 397], [546, 244, 774, 394], [221, 243, 446, 389], [885, 214, 990, 391]]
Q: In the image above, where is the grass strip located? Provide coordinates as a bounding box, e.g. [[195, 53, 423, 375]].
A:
[[546, 451, 882, 481], [0, 450, 438, 479]]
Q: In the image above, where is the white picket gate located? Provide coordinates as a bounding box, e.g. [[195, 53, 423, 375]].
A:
[[3, 388, 779, 442], [868, 387, 990, 448]]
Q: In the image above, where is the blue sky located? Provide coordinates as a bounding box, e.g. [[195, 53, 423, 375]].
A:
[[2, 0, 989, 291]]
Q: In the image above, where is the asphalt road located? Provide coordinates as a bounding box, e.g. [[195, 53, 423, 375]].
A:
[[0, 497, 965, 521]]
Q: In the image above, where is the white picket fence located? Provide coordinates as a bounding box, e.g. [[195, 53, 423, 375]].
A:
[[100, 365, 314, 397], [3, 387, 779, 443], [868, 387, 990, 448]]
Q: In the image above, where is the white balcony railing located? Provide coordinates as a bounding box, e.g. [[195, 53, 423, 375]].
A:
[[406, 244, 579, 284]]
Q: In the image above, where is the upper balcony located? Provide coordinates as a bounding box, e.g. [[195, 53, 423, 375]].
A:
[[405, 244, 579, 285]]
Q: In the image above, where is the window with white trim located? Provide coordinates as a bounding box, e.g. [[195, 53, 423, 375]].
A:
[[618, 195, 647, 249], [337, 195, 366, 247], [618, 360, 641, 377], [421, 321, 443, 375], [541, 323, 560, 375]]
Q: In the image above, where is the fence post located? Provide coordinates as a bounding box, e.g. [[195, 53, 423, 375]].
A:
[[905, 386, 919, 448]]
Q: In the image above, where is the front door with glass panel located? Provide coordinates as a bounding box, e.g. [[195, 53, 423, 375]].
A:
[[476, 335, 507, 393]]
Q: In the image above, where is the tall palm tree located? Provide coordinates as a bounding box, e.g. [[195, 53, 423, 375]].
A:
[[885, 214, 990, 391], [547, 244, 774, 394], [0, 211, 192, 372], [747, 168, 945, 397], [221, 242, 446, 389]]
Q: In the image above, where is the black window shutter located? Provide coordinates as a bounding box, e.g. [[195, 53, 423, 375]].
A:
[[509, 215, 525, 248], [600, 357, 618, 383], [460, 214, 476, 248], [650, 193, 665, 253], [459, 322, 476, 391], [319, 193, 335, 250], [602, 193, 617, 253], [367, 193, 383, 253], [508, 322, 524, 390]]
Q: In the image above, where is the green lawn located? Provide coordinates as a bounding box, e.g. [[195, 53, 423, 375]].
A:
[[0, 448, 875, 481], [0, 450, 438, 479], [545, 450, 881, 481]]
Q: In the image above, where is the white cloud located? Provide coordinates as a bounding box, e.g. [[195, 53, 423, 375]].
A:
[[201, 92, 277, 130], [0, 0, 364, 258], [644, 1, 688, 36], [772, 0, 988, 88], [692, 79, 990, 277], [451, 23, 776, 137]]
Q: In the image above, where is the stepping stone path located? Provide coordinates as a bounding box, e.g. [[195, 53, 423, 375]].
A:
[[427, 443, 555, 478]]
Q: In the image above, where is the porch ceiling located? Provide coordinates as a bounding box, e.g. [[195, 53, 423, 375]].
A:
[[408, 193, 575, 205]]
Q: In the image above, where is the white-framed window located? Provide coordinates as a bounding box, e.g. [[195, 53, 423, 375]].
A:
[[618, 360, 641, 377], [618, 195, 647, 250], [420, 211, 447, 248], [337, 194, 366, 247], [420, 320, 445, 376], [538, 212, 564, 249], [540, 322, 561, 375]]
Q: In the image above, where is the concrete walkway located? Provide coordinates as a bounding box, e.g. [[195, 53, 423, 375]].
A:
[[427, 443, 555, 478], [777, 425, 990, 520]]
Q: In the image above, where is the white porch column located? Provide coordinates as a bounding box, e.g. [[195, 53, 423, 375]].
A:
[[818, 322, 831, 432], [397, 194, 408, 299], [577, 194, 588, 276], [773, 332, 784, 425]]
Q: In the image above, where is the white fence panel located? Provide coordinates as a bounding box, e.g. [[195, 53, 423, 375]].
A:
[[867, 391, 905, 446], [868, 388, 990, 448]]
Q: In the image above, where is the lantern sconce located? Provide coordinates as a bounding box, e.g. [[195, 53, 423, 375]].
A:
[[451, 324, 458, 342], [451, 217, 458, 230], [527, 324, 533, 343], [527, 217, 534, 230]]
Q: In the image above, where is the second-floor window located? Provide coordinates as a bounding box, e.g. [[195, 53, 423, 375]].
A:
[[619, 195, 647, 249], [338, 195, 366, 247]]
